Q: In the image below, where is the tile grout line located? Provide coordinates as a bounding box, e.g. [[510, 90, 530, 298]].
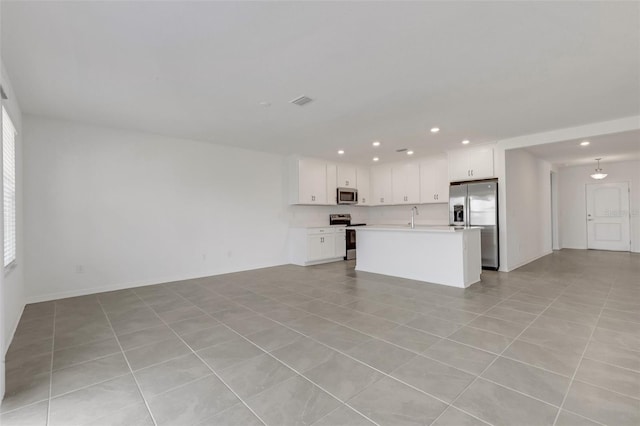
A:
[[578, 356, 640, 375], [428, 279, 576, 426], [18, 264, 625, 425], [180, 279, 515, 422], [47, 371, 132, 401], [51, 350, 123, 373], [45, 300, 57, 426], [551, 280, 615, 426], [163, 288, 384, 425], [129, 288, 270, 426], [42, 339, 265, 403], [160, 284, 390, 425], [95, 297, 159, 426], [7, 263, 630, 424], [308, 401, 382, 426], [226, 276, 511, 355]]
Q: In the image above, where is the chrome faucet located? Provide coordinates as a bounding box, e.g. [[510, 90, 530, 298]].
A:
[[410, 206, 419, 229]]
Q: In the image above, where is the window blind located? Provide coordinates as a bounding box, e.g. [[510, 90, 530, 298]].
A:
[[2, 106, 16, 267]]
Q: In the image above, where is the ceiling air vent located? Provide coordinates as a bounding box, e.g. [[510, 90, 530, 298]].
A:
[[396, 148, 408, 153], [290, 95, 313, 106]]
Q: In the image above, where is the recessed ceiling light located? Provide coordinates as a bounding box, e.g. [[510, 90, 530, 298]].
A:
[[407, 150, 414, 155], [462, 140, 470, 145], [430, 127, 440, 133], [373, 157, 379, 162], [337, 150, 344, 155], [372, 141, 381, 147], [580, 141, 590, 146]]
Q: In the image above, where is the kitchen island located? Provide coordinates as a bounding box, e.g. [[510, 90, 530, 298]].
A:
[[354, 225, 481, 288]]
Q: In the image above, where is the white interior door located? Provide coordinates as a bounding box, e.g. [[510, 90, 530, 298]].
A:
[[586, 182, 630, 251]]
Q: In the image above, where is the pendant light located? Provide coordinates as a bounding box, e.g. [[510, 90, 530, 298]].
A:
[[590, 158, 608, 180]]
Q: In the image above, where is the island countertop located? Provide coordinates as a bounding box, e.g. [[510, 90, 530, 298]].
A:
[[350, 225, 480, 233]]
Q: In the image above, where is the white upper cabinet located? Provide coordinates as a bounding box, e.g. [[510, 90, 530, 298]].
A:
[[448, 150, 470, 182], [419, 155, 449, 203], [336, 164, 357, 189], [448, 147, 494, 182], [391, 163, 420, 204], [470, 147, 494, 179], [371, 164, 392, 205], [289, 158, 336, 205], [356, 166, 371, 206], [326, 163, 337, 205]]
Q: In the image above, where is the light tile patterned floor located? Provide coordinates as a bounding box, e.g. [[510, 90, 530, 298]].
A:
[[1, 249, 639, 425]]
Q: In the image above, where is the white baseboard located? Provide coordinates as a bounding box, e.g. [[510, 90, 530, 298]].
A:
[[503, 250, 553, 272], [4, 303, 25, 356], [291, 257, 345, 267], [561, 245, 640, 254], [25, 262, 287, 304]]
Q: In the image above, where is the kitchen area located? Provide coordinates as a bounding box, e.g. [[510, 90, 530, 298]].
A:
[[287, 147, 500, 288]]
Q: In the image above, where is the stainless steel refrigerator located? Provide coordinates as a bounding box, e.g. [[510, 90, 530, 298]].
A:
[[449, 180, 499, 270]]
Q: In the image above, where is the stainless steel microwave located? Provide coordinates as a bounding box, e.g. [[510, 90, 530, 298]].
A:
[[337, 187, 358, 204]]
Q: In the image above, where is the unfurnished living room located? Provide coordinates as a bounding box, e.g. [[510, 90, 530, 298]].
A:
[[0, 1, 639, 426]]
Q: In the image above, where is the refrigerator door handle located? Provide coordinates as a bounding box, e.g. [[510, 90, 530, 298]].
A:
[[466, 194, 470, 227]]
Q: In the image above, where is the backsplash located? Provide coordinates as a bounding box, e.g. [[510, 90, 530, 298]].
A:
[[287, 205, 368, 227], [287, 203, 448, 227], [367, 203, 449, 226]]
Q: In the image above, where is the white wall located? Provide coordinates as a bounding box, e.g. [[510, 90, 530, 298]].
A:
[[504, 149, 553, 270], [495, 116, 640, 271], [1, 62, 25, 398], [23, 116, 292, 302], [559, 160, 640, 253], [551, 169, 560, 250]]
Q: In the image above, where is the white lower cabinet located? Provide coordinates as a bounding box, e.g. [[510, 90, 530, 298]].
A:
[[335, 228, 346, 258], [290, 227, 346, 266]]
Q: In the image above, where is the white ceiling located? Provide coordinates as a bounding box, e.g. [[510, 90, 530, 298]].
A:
[[2, 1, 639, 163], [524, 129, 640, 167]]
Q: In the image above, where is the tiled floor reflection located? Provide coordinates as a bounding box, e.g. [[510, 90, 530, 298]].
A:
[[2, 249, 639, 425]]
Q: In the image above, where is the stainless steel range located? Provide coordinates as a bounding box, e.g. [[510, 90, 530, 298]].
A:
[[329, 214, 366, 260]]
